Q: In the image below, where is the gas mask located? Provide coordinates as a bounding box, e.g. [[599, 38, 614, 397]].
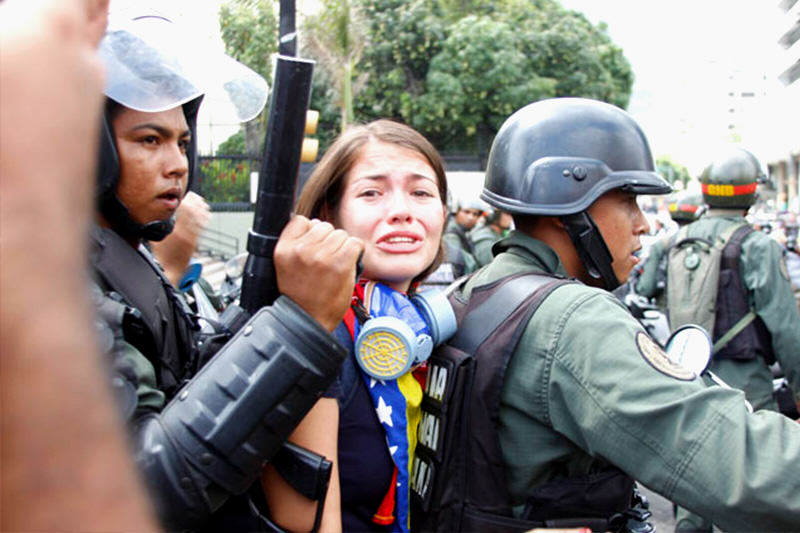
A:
[[355, 282, 456, 381]]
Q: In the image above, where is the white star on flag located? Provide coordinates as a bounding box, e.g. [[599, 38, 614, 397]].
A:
[[376, 396, 393, 426], [370, 378, 377, 388], [389, 445, 398, 456]]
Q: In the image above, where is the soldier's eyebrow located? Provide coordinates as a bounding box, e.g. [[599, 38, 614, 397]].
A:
[[129, 123, 191, 139]]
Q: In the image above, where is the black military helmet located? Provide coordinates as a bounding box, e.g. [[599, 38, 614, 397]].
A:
[[699, 147, 763, 209], [482, 98, 672, 289], [96, 13, 268, 241], [668, 192, 706, 223]]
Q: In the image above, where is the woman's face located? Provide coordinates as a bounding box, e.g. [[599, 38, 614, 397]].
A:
[[335, 140, 445, 293]]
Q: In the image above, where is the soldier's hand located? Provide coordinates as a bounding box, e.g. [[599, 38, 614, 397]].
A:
[[275, 215, 364, 332]]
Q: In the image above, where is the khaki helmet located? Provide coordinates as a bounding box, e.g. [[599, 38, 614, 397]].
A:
[[667, 192, 706, 223], [699, 147, 764, 209]]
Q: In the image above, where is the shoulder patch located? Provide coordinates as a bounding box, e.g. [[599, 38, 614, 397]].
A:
[[779, 256, 790, 281], [635, 331, 696, 381]]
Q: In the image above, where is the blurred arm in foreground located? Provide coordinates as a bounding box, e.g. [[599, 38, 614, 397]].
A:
[[0, 0, 159, 530]]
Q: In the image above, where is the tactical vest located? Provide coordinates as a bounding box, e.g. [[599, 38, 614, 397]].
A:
[[90, 226, 199, 400], [713, 225, 775, 364], [412, 273, 636, 533]]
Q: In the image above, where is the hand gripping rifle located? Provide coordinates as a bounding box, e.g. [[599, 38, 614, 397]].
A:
[[234, 2, 334, 530], [239, 2, 316, 315]]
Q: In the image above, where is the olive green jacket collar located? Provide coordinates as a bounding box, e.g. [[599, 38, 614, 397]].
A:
[[704, 208, 747, 220], [492, 230, 570, 278]]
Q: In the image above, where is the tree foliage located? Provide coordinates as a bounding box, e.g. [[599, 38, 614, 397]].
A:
[[216, 129, 246, 155], [413, 15, 556, 149], [218, 0, 634, 156], [219, 0, 277, 80], [302, 0, 367, 131], [219, 0, 278, 155], [350, 0, 633, 153], [656, 155, 692, 186], [353, 0, 445, 123]]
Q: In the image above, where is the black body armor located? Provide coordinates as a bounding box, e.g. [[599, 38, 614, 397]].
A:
[[90, 226, 199, 397], [90, 226, 347, 531], [412, 274, 640, 532]]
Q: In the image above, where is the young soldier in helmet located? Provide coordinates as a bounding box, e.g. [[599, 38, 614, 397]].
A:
[[439, 198, 482, 280], [665, 148, 800, 532], [635, 192, 706, 308], [92, 13, 362, 530], [444, 199, 483, 257], [417, 98, 800, 532]]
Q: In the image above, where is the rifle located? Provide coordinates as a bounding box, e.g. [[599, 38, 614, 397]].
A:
[[239, 0, 315, 315], [233, 4, 334, 529]]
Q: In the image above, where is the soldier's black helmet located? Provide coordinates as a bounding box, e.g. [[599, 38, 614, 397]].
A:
[[96, 12, 268, 241], [699, 147, 763, 209], [482, 98, 672, 289]]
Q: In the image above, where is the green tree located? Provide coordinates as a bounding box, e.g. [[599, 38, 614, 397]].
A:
[[353, 0, 633, 153], [353, 0, 445, 122], [656, 155, 692, 186], [219, 0, 278, 155], [302, 0, 366, 132], [413, 16, 556, 150], [216, 129, 246, 155]]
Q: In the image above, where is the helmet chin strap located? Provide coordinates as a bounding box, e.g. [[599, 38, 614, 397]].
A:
[[560, 211, 620, 290], [100, 193, 175, 242]]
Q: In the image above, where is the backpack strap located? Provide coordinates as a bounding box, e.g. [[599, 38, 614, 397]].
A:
[[712, 224, 757, 355], [712, 309, 757, 354], [450, 273, 568, 354]]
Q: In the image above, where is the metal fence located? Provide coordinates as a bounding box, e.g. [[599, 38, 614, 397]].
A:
[[195, 153, 485, 211], [198, 227, 240, 260]]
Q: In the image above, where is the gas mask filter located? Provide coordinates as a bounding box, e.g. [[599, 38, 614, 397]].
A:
[[355, 283, 457, 381]]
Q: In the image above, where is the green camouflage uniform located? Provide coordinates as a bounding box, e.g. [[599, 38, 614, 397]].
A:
[[443, 219, 478, 275], [457, 231, 800, 531], [678, 211, 800, 410], [669, 211, 800, 531], [635, 236, 671, 309]]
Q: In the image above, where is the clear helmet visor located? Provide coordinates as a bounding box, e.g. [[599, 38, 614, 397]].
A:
[[99, 14, 268, 122]]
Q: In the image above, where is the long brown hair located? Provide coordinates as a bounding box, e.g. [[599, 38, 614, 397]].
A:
[[296, 119, 448, 286]]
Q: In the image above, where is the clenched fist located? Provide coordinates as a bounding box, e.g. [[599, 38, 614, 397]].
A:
[[274, 215, 364, 332]]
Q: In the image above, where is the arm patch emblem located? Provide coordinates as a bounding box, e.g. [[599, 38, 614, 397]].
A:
[[635, 331, 696, 381]]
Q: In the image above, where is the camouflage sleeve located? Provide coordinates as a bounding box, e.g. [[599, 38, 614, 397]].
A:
[[518, 286, 800, 530], [91, 287, 166, 421], [741, 232, 800, 395], [635, 238, 666, 298], [111, 337, 166, 419]]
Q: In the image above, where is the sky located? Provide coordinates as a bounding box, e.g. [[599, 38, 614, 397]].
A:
[[557, 0, 799, 174], [110, 0, 799, 174]]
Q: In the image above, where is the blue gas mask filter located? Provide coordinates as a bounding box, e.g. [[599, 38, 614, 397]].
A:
[[355, 284, 457, 381]]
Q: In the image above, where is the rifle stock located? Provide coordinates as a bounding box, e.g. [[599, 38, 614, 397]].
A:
[[239, 55, 314, 315]]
